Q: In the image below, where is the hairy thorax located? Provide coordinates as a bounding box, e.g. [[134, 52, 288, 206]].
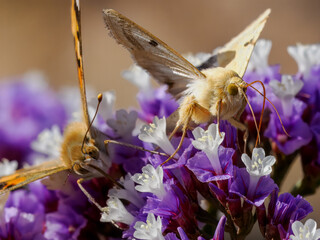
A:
[[187, 67, 247, 122], [60, 122, 99, 175]]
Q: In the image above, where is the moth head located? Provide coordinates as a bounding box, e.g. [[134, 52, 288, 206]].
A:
[[227, 77, 247, 97], [60, 122, 100, 175]]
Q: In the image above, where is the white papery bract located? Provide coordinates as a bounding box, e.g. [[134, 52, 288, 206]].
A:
[[270, 75, 303, 99], [30, 125, 63, 161], [122, 65, 153, 98], [192, 123, 224, 174], [107, 109, 138, 139], [100, 196, 134, 225], [138, 116, 176, 155], [288, 43, 320, 77], [133, 213, 164, 240], [0, 158, 18, 177], [241, 148, 276, 177], [290, 219, 320, 240], [131, 164, 166, 200], [89, 91, 115, 123], [247, 39, 272, 72], [269, 75, 303, 118]]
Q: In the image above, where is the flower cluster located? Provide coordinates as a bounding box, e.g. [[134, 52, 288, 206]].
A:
[[0, 41, 319, 240]]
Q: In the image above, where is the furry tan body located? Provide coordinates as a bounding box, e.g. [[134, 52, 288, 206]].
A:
[[179, 67, 247, 126]]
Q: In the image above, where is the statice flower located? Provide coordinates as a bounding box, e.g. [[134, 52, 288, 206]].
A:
[[100, 196, 135, 225], [290, 219, 320, 240], [132, 164, 166, 199], [269, 75, 304, 118], [0, 158, 18, 177], [133, 213, 164, 240], [139, 116, 176, 156], [123, 65, 178, 123], [287, 43, 320, 78], [0, 72, 66, 165], [191, 123, 225, 174]]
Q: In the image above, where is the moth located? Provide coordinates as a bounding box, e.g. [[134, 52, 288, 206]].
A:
[[0, 0, 109, 201], [103, 9, 271, 163]]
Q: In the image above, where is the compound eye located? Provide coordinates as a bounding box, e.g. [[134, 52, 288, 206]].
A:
[[86, 146, 99, 160], [227, 83, 238, 96]]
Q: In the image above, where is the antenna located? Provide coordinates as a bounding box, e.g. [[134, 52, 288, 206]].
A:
[[81, 93, 103, 154]]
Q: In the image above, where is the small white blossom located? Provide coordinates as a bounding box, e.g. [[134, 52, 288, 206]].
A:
[[138, 116, 176, 155], [108, 174, 144, 208], [270, 75, 303, 100], [288, 43, 320, 77], [100, 196, 135, 225], [192, 123, 224, 174], [131, 164, 166, 199], [31, 125, 63, 160], [122, 65, 152, 93], [241, 148, 276, 177], [0, 159, 18, 177], [290, 219, 320, 240], [269, 75, 304, 117], [107, 109, 138, 138], [247, 39, 272, 72], [89, 91, 115, 122], [133, 213, 164, 240]]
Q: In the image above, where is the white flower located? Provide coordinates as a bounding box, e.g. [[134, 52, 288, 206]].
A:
[[133, 213, 164, 240], [288, 43, 320, 77], [131, 164, 166, 199], [0, 158, 18, 177], [122, 65, 152, 93], [30, 125, 63, 160], [269, 75, 303, 100], [290, 219, 320, 240], [247, 39, 272, 72], [269, 75, 304, 117], [100, 196, 135, 225], [138, 116, 176, 155], [89, 91, 115, 122], [107, 109, 138, 138], [192, 123, 224, 174], [108, 174, 144, 208], [241, 148, 276, 177]]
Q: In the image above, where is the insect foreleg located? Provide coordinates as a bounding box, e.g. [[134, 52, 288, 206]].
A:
[[77, 178, 104, 211], [228, 117, 248, 153]]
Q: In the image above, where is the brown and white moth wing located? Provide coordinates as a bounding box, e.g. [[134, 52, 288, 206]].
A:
[[103, 9, 206, 99], [217, 9, 271, 78], [0, 159, 68, 194]]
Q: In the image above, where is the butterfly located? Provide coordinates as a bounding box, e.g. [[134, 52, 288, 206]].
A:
[[103, 8, 271, 164], [0, 0, 109, 199]]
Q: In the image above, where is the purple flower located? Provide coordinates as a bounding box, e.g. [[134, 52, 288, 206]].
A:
[[264, 99, 312, 155], [0, 188, 46, 240], [186, 146, 234, 182], [258, 191, 313, 239], [44, 203, 87, 240], [229, 167, 277, 207], [0, 73, 66, 165]]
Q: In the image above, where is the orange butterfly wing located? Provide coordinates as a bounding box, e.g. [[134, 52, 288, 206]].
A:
[[0, 160, 68, 194]]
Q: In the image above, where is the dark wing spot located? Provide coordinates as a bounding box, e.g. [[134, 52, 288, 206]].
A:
[[149, 39, 158, 47], [244, 39, 254, 47], [197, 55, 218, 71]]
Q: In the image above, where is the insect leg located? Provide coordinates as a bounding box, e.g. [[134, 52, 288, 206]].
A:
[[77, 178, 104, 211], [161, 115, 191, 166], [216, 100, 223, 138], [228, 117, 248, 153]]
